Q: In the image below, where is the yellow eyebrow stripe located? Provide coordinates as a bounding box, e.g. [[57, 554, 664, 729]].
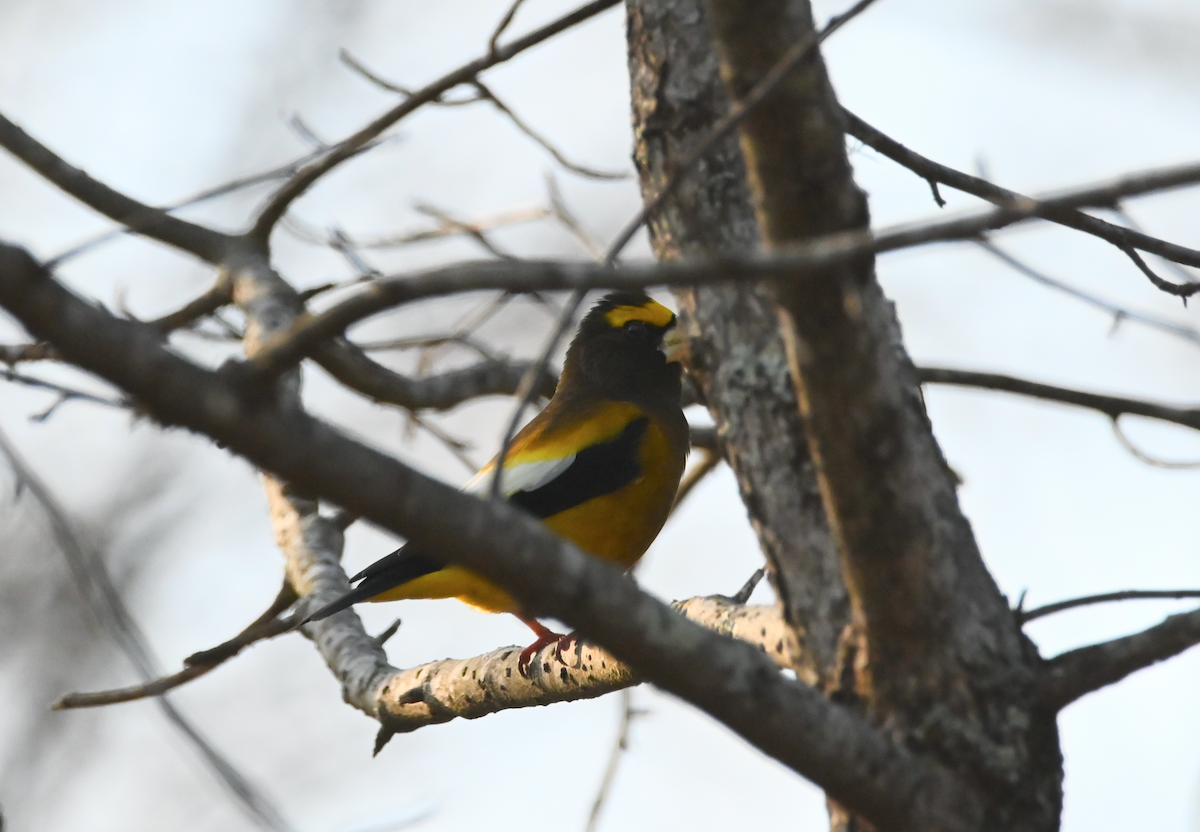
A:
[[605, 301, 675, 329]]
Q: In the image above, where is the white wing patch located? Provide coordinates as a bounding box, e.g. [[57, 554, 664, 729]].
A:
[[463, 455, 577, 499]]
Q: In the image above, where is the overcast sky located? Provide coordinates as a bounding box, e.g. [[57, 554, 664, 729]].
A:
[[1, 1, 1199, 831]]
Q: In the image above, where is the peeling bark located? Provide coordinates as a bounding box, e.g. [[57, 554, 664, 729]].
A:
[[626, 1, 1063, 829], [626, 0, 848, 690]]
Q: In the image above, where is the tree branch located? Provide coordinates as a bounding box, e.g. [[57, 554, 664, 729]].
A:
[[844, 110, 1200, 294], [1041, 607, 1200, 711], [242, 155, 1200, 379], [917, 367, 1200, 431], [0, 111, 235, 264], [0, 240, 977, 832], [53, 582, 297, 709], [365, 596, 798, 743], [1022, 590, 1200, 623], [249, 0, 621, 242], [313, 340, 557, 412]]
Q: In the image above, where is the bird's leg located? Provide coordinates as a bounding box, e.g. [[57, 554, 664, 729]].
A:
[[553, 631, 580, 665], [516, 616, 564, 678]]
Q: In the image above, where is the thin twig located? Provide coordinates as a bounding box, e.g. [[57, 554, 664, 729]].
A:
[[730, 569, 767, 606], [414, 203, 516, 260], [245, 148, 1200, 376], [1111, 418, 1200, 469], [489, 0, 529, 53], [584, 688, 644, 832], [547, 173, 606, 258], [472, 80, 628, 180], [0, 112, 234, 264], [252, 0, 622, 242], [53, 614, 296, 709], [1022, 590, 1200, 623], [672, 448, 721, 511], [603, 0, 882, 263], [1041, 606, 1200, 711], [0, 426, 294, 831], [354, 206, 550, 249], [338, 50, 481, 104], [145, 279, 235, 333], [916, 367, 1200, 432], [47, 149, 324, 266], [1, 367, 126, 415], [844, 109, 1200, 297], [975, 239, 1200, 348], [1106, 204, 1200, 285]]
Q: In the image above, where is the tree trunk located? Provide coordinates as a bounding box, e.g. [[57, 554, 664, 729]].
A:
[[624, 1, 1064, 829]]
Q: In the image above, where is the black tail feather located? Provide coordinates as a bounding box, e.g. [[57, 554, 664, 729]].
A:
[[300, 545, 445, 625]]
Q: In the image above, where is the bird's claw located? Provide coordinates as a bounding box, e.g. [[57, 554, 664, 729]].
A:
[[517, 631, 580, 678]]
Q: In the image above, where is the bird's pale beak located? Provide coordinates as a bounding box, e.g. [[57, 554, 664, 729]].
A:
[[661, 326, 687, 363]]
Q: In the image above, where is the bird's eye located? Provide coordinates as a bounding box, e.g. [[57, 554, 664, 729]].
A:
[[623, 320, 649, 340]]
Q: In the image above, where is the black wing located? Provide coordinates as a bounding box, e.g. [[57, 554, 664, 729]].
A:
[[303, 416, 648, 622], [509, 417, 647, 518]]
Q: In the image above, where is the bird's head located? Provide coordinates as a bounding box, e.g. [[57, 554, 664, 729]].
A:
[[561, 291, 684, 406]]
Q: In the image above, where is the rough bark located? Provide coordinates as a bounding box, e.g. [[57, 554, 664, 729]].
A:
[[0, 240, 981, 832], [626, 0, 848, 693], [698, 0, 1062, 829]]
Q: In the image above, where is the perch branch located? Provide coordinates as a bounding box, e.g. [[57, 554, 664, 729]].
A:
[[0, 240, 976, 832]]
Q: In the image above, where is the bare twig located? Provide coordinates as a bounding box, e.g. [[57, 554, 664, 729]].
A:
[[489, 0, 529, 53], [472, 80, 628, 180], [603, 0, 882, 263], [414, 203, 516, 260], [584, 688, 643, 832], [1, 367, 125, 415], [1111, 419, 1200, 469], [46, 146, 327, 266], [251, 0, 622, 242], [975, 239, 1200, 347], [313, 340, 557, 412], [547, 174, 606, 258], [0, 112, 233, 264], [1022, 590, 1200, 623], [1041, 606, 1200, 711], [916, 367, 1200, 432], [844, 109, 1200, 296], [145, 279, 235, 333], [672, 448, 721, 510], [1106, 204, 1200, 285], [729, 568, 767, 606], [53, 607, 297, 709], [353, 206, 550, 249], [0, 424, 293, 831], [244, 153, 1200, 379]]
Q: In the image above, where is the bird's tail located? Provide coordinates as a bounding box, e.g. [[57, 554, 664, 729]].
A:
[[300, 583, 379, 625]]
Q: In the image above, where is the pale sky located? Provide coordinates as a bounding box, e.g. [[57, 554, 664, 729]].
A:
[[1, 1, 1198, 831]]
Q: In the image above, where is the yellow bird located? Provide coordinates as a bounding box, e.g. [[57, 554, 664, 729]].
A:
[[306, 291, 689, 675]]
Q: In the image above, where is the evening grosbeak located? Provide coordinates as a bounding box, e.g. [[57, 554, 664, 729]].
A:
[[305, 291, 689, 676]]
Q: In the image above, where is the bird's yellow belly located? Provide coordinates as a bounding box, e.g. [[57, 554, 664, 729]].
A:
[[368, 418, 684, 615]]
